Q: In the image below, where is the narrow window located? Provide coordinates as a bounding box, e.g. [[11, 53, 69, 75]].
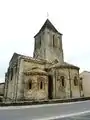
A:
[[74, 76, 78, 86], [29, 81, 32, 89], [35, 40, 37, 50], [39, 36, 41, 47], [37, 36, 41, 48], [53, 35, 55, 47], [40, 81, 43, 89], [60, 76, 65, 86], [11, 68, 13, 80]]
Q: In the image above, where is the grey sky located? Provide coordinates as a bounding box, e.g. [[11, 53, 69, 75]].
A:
[[0, 0, 90, 82]]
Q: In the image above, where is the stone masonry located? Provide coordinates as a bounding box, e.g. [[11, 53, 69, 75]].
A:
[[4, 19, 82, 102]]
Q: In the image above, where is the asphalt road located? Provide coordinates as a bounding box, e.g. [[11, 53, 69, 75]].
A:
[[0, 100, 90, 120], [57, 113, 90, 120]]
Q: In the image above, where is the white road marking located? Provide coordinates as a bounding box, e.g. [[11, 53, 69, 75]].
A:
[[35, 110, 90, 120], [0, 100, 89, 110]]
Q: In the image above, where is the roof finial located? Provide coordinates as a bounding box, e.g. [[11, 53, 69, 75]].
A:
[[47, 12, 49, 19]]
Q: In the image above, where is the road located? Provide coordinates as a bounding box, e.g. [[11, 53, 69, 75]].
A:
[[58, 113, 90, 120], [0, 100, 90, 120]]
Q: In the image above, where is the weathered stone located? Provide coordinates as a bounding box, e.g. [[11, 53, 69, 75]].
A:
[[4, 19, 81, 102]]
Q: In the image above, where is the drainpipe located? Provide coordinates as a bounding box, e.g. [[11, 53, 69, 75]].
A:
[[79, 74, 82, 97]]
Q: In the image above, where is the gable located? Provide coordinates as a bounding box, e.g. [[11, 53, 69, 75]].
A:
[[9, 53, 21, 65], [34, 19, 62, 38]]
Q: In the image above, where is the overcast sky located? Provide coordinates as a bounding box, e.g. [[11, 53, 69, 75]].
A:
[[0, 0, 90, 82]]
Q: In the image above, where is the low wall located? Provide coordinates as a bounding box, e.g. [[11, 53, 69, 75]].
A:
[[0, 97, 90, 107]]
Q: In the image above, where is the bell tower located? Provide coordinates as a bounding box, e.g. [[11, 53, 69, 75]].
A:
[[33, 19, 64, 64]]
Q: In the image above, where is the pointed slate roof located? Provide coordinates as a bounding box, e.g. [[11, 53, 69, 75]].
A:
[[34, 19, 62, 38]]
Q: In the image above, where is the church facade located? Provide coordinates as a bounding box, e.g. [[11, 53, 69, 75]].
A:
[[4, 19, 81, 102]]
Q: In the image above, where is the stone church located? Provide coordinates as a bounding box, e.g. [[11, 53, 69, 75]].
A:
[[4, 19, 81, 102]]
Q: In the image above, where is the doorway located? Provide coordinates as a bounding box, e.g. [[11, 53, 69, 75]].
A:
[[48, 75, 53, 99]]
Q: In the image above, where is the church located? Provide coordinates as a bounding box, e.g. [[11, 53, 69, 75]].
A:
[[4, 19, 81, 102]]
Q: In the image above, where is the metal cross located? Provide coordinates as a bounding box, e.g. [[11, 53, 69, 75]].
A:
[[47, 12, 49, 19]]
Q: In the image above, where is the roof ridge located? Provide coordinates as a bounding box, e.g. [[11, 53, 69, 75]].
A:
[[34, 19, 62, 38]]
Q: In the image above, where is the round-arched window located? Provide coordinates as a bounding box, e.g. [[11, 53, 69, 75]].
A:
[[37, 77, 45, 90], [74, 76, 78, 86], [60, 76, 65, 87], [40, 81, 43, 89], [29, 81, 32, 89]]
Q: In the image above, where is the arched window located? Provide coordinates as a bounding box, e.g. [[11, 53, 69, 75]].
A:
[[40, 81, 43, 89], [74, 76, 78, 86], [60, 76, 65, 87], [37, 77, 45, 90], [39, 36, 41, 46], [11, 68, 13, 80], [80, 77, 82, 80], [38, 36, 41, 48], [29, 81, 32, 89], [53, 35, 55, 47]]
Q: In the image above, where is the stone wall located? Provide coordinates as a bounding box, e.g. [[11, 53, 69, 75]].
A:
[[80, 71, 90, 97], [24, 74, 48, 100], [34, 28, 64, 63], [69, 68, 80, 98], [4, 57, 20, 101], [15, 58, 48, 101], [23, 60, 44, 71], [50, 67, 80, 99], [0, 83, 4, 96], [44, 28, 64, 63], [4, 56, 81, 102], [16, 59, 24, 100]]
